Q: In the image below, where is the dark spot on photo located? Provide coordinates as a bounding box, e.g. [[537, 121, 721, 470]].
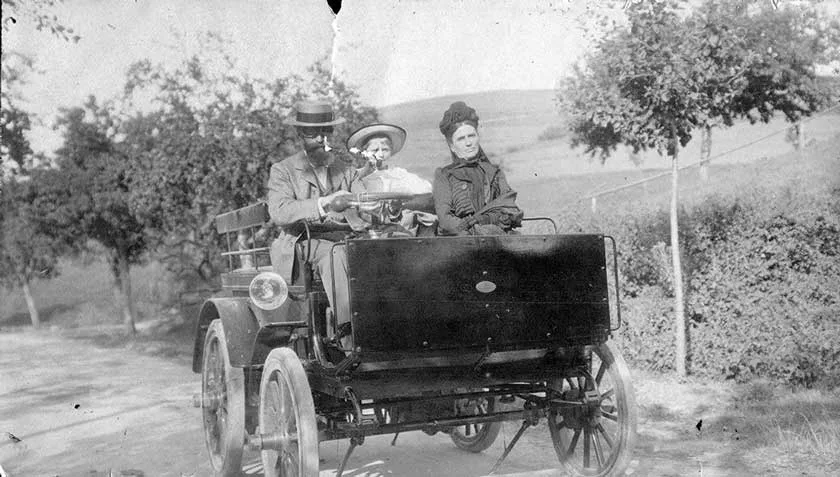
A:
[[327, 0, 341, 15]]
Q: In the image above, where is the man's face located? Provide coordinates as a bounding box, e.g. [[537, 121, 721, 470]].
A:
[[299, 126, 334, 166], [448, 124, 480, 161]]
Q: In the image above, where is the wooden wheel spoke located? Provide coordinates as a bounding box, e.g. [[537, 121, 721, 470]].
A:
[[259, 347, 319, 477], [583, 427, 591, 468], [282, 446, 299, 473], [549, 342, 638, 476], [595, 360, 606, 386], [596, 422, 615, 449], [567, 428, 582, 456], [592, 428, 605, 467]]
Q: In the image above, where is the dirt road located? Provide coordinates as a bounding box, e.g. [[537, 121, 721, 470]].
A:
[[0, 330, 807, 477]]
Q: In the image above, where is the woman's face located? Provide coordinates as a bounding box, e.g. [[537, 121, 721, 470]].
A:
[[364, 136, 393, 162], [448, 124, 480, 160]]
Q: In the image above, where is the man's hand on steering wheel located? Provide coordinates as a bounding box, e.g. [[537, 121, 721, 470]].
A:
[[319, 190, 353, 213]]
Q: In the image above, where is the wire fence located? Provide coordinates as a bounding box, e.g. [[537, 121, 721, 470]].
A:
[[581, 104, 840, 213]]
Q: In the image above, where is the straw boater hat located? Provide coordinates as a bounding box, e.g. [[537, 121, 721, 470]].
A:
[[283, 100, 346, 127], [346, 124, 407, 154]]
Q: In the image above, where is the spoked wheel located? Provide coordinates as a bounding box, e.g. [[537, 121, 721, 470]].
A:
[[201, 319, 245, 476], [449, 396, 502, 452], [258, 347, 319, 477], [547, 341, 637, 477]]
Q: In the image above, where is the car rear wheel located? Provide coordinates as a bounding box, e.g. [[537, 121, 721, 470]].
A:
[[547, 341, 637, 477], [449, 396, 502, 453]]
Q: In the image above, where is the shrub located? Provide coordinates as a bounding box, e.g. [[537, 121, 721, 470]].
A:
[[614, 187, 840, 387], [537, 124, 567, 141]]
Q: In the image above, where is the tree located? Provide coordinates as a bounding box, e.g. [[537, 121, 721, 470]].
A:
[[52, 97, 147, 333], [1, 0, 80, 42], [0, 174, 69, 327], [699, 1, 839, 166], [560, 0, 835, 375], [120, 47, 377, 286], [559, 0, 758, 376], [1, 51, 69, 328]]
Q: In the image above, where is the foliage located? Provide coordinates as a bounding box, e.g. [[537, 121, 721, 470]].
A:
[[119, 44, 377, 284], [537, 124, 567, 142], [557, 0, 838, 378], [0, 176, 64, 284], [51, 97, 147, 332], [705, 0, 840, 124], [616, 189, 840, 387], [1, 52, 37, 178], [559, 0, 758, 159], [1, 0, 80, 42], [559, 0, 838, 159]]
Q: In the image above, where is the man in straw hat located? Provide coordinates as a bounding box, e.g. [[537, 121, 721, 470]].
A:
[[267, 100, 366, 349]]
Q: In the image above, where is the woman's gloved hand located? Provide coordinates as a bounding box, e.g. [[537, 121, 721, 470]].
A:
[[475, 213, 494, 225], [457, 215, 479, 231]]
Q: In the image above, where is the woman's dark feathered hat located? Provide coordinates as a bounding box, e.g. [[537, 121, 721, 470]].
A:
[[439, 101, 479, 138]]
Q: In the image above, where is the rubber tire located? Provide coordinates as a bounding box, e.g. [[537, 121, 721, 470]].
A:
[[449, 397, 502, 453], [201, 319, 245, 477], [259, 347, 320, 477]]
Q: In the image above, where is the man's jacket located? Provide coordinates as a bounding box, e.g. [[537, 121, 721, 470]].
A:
[[267, 151, 365, 282]]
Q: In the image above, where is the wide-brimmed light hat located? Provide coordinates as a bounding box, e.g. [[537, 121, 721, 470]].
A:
[[346, 123, 407, 154], [283, 100, 346, 127]]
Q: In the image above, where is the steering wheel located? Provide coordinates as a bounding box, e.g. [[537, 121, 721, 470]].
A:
[[333, 192, 433, 212]]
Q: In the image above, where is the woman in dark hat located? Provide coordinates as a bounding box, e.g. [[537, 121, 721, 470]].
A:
[[433, 101, 523, 235]]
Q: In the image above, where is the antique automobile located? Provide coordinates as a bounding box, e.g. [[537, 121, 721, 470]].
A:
[[191, 192, 637, 477]]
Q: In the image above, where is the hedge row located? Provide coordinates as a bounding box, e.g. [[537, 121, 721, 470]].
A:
[[611, 185, 840, 388]]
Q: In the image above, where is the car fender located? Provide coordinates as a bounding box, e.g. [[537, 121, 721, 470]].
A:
[[192, 297, 262, 372]]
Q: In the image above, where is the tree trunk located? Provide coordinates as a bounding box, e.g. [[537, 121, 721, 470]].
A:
[[670, 126, 687, 377], [699, 125, 712, 182], [112, 253, 136, 334], [21, 277, 41, 328], [795, 121, 805, 151]]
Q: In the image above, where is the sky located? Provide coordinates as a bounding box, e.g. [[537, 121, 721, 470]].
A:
[[3, 0, 622, 156], [5, 0, 838, 157]]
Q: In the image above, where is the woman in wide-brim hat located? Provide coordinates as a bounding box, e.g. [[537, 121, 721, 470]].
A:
[[346, 123, 407, 170]]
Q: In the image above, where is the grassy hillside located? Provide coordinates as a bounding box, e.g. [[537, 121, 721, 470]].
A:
[[379, 89, 562, 179], [380, 88, 840, 194]]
